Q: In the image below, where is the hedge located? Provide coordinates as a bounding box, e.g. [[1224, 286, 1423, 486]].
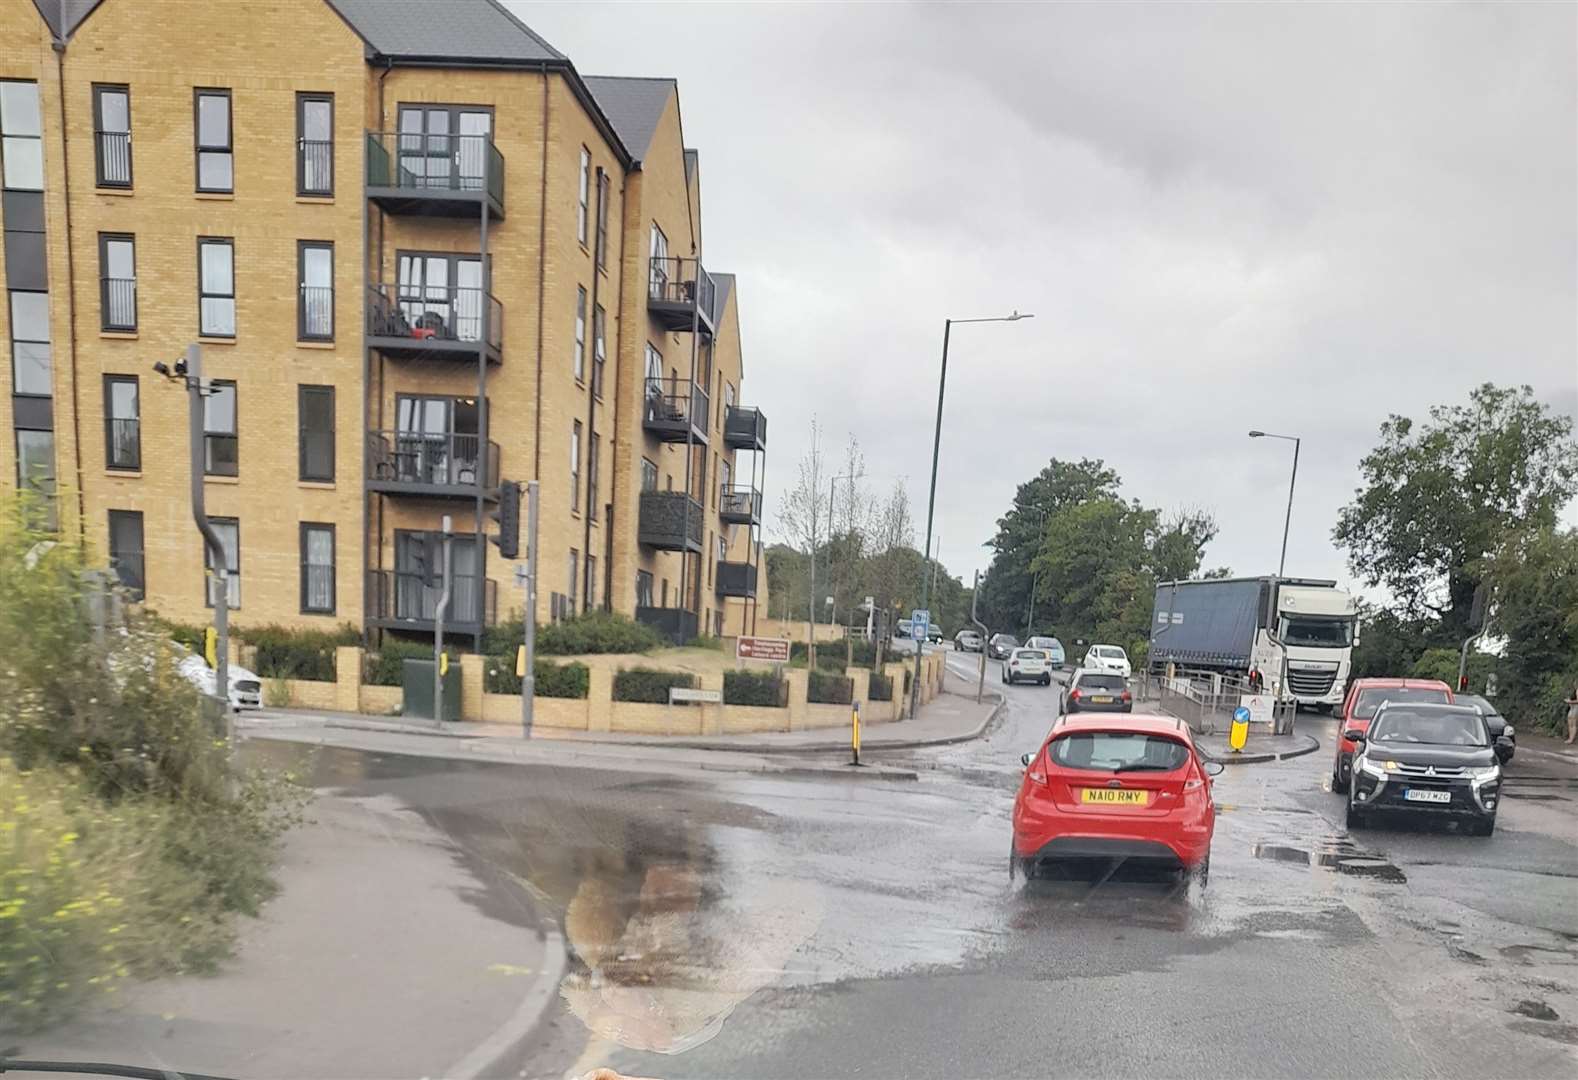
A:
[[237, 623, 359, 682], [868, 672, 893, 701], [808, 670, 854, 705], [613, 667, 696, 703], [484, 656, 590, 699], [724, 669, 787, 707], [364, 639, 459, 686]]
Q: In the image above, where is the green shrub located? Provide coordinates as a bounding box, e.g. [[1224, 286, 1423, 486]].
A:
[[613, 667, 696, 703], [687, 634, 726, 651], [484, 611, 664, 657], [484, 655, 590, 699], [157, 618, 208, 655], [364, 639, 458, 687], [237, 623, 359, 681], [868, 673, 894, 701], [724, 669, 786, 707], [808, 671, 854, 705]]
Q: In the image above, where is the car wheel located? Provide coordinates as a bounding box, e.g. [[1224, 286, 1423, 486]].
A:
[[1345, 797, 1365, 830], [1471, 816, 1496, 837], [1193, 854, 1210, 888], [1332, 761, 1350, 794]]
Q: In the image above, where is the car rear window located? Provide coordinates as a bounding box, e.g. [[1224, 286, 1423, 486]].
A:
[[1049, 733, 1190, 772], [1353, 686, 1449, 718], [1370, 708, 1487, 746], [1076, 673, 1125, 690], [1013, 649, 1042, 660]]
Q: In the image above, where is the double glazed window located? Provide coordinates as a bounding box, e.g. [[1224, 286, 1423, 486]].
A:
[[296, 93, 333, 196], [641, 457, 658, 492], [204, 380, 237, 476], [99, 233, 136, 331], [0, 81, 43, 191], [577, 147, 590, 245], [595, 172, 610, 269], [588, 433, 600, 522], [204, 518, 241, 608], [8, 291, 50, 395], [298, 241, 333, 340], [198, 238, 235, 337], [108, 510, 145, 600], [194, 89, 232, 193], [395, 252, 484, 343], [300, 523, 335, 614], [636, 571, 654, 609], [570, 421, 582, 512], [298, 385, 334, 482], [104, 375, 140, 470], [396, 105, 491, 191], [592, 304, 606, 397], [573, 286, 586, 381], [92, 85, 132, 188]]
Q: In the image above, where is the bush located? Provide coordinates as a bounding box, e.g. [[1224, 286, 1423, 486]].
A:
[[158, 619, 208, 655], [808, 670, 854, 705], [868, 673, 894, 701], [237, 623, 359, 682], [687, 634, 726, 651], [483, 611, 664, 657], [484, 656, 590, 699], [724, 669, 786, 707], [613, 667, 696, 704], [364, 639, 458, 686]]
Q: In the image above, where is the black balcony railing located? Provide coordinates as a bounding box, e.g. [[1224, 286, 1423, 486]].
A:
[[298, 138, 333, 196], [635, 606, 699, 645], [724, 405, 767, 451], [368, 431, 499, 496], [647, 256, 716, 334], [719, 485, 763, 525], [100, 277, 136, 331], [638, 490, 705, 552], [105, 417, 140, 471], [367, 569, 497, 629], [367, 283, 502, 360], [299, 285, 334, 340], [365, 130, 505, 218], [716, 561, 758, 598], [205, 433, 238, 476], [95, 130, 131, 188], [642, 376, 709, 443]]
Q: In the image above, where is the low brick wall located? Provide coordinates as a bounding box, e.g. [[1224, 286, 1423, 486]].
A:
[[283, 678, 337, 711]]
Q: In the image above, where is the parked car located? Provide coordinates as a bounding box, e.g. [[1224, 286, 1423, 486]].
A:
[[1082, 644, 1132, 678], [1024, 635, 1066, 667], [1344, 702, 1502, 835], [1332, 677, 1453, 792], [1454, 694, 1515, 763], [955, 630, 983, 653], [987, 633, 1020, 660], [927, 626, 944, 645], [895, 620, 913, 639], [1012, 712, 1222, 881], [177, 652, 263, 711], [1061, 669, 1133, 713], [1003, 648, 1053, 686]]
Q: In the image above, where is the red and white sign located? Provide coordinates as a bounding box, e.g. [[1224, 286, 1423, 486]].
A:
[[736, 635, 791, 663]]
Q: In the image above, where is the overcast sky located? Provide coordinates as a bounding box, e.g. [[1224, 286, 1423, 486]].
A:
[[517, 1, 1578, 596]]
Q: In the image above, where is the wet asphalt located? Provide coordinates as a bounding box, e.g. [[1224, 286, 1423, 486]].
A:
[[255, 656, 1578, 1079]]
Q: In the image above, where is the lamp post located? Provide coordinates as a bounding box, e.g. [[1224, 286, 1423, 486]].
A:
[[1249, 430, 1300, 578], [909, 311, 1033, 720]]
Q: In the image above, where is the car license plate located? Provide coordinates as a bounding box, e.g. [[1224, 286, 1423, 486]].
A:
[[1403, 788, 1452, 803], [1081, 788, 1148, 805], [1089, 695, 1112, 704]]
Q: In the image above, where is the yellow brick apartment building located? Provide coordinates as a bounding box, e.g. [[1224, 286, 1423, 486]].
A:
[[0, 0, 768, 646]]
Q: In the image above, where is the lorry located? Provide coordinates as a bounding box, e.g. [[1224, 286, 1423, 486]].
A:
[[1148, 576, 1359, 709]]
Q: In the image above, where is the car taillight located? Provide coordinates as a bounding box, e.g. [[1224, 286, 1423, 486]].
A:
[[1120, 690, 1132, 702], [1028, 753, 1048, 787], [1184, 777, 1204, 791], [1070, 689, 1082, 700]]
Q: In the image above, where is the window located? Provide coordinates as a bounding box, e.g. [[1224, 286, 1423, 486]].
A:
[[712, 452, 719, 506], [649, 224, 668, 296], [298, 384, 334, 482], [586, 554, 597, 610], [641, 457, 658, 492], [644, 342, 662, 392], [396, 105, 492, 191], [570, 420, 582, 512], [568, 548, 579, 609], [98, 233, 136, 331], [725, 381, 736, 427], [707, 533, 714, 586], [0, 81, 43, 190], [298, 241, 333, 340], [198, 238, 235, 336], [8, 291, 51, 395], [108, 510, 145, 600], [194, 89, 232, 193], [595, 171, 610, 269], [720, 457, 732, 505], [204, 517, 240, 608], [300, 523, 335, 614], [296, 93, 333, 196], [577, 146, 590, 245], [204, 380, 237, 475], [92, 84, 132, 188], [592, 304, 606, 397], [636, 570, 654, 608], [572, 286, 586, 381], [15, 429, 55, 506], [394, 251, 486, 343], [588, 433, 600, 522], [104, 374, 140, 470]]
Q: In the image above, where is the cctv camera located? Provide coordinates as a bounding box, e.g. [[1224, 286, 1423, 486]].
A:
[[152, 361, 170, 377]]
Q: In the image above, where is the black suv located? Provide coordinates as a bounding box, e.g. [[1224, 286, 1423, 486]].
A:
[[1061, 670, 1132, 713], [1345, 702, 1504, 835]]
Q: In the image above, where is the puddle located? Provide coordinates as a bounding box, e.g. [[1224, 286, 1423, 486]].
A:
[[1250, 836, 1407, 884]]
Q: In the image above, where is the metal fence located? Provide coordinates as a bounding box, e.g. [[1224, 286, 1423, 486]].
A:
[[1151, 668, 1297, 735]]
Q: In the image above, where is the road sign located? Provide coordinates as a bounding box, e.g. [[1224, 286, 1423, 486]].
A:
[[736, 635, 790, 663], [670, 687, 723, 705], [911, 609, 930, 640]]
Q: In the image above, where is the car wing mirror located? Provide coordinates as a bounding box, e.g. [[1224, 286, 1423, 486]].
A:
[[1344, 730, 1366, 743], [1020, 752, 1033, 768], [1203, 760, 1225, 777]]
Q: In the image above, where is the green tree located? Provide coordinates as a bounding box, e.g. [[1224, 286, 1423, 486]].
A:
[[1334, 384, 1578, 636], [1486, 526, 1578, 732]]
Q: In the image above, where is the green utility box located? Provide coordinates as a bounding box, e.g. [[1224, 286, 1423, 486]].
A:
[[403, 658, 461, 721]]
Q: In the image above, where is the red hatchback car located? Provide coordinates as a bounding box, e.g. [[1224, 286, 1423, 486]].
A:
[[1012, 713, 1222, 882], [1331, 678, 1453, 793]]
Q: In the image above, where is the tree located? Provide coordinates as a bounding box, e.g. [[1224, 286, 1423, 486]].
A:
[[1150, 507, 1220, 583], [777, 419, 831, 633], [1486, 526, 1578, 732], [1334, 384, 1578, 635]]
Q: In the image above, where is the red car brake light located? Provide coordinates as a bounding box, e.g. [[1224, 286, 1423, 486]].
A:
[[1069, 688, 1082, 700], [1028, 748, 1048, 786], [1120, 690, 1132, 702]]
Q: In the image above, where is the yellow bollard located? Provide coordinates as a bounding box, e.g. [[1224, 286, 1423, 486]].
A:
[[205, 626, 218, 669], [1229, 705, 1250, 753], [851, 700, 861, 766]]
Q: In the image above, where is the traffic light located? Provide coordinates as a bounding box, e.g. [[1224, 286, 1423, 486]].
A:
[[491, 480, 521, 559]]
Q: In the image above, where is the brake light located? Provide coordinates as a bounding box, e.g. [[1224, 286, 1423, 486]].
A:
[[1184, 777, 1204, 791], [1120, 690, 1132, 703], [1028, 759, 1048, 787], [1070, 689, 1082, 700]]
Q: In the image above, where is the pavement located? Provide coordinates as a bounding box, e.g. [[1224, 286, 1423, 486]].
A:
[[1193, 726, 1322, 764]]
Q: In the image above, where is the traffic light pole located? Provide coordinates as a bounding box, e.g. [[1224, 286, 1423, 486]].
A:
[[521, 481, 539, 735]]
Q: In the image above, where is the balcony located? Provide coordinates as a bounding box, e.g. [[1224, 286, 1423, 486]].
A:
[[367, 431, 499, 501], [723, 405, 767, 451], [366, 284, 502, 364], [366, 569, 497, 634], [715, 561, 758, 599], [638, 490, 704, 553], [647, 256, 716, 336], [718, 485, 762, 526], [365, 131, 505, 219], [635, 606, 699, 645], [642, 377, 709, 444]]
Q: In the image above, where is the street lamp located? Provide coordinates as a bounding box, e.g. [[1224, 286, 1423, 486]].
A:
[[910, 311, 1034, 719], [1249, 430, 1301, 578]]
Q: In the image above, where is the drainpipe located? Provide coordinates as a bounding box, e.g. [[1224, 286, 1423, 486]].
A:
[[52, 18, 85, 540], [533, 70, 549, 480]]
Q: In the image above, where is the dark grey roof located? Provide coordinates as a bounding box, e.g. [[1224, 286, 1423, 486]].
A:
[[326, 0, 565, 63], [711, 272, 735, 316], [31, 0, 102, 39], [582, 76, 675, 162]]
